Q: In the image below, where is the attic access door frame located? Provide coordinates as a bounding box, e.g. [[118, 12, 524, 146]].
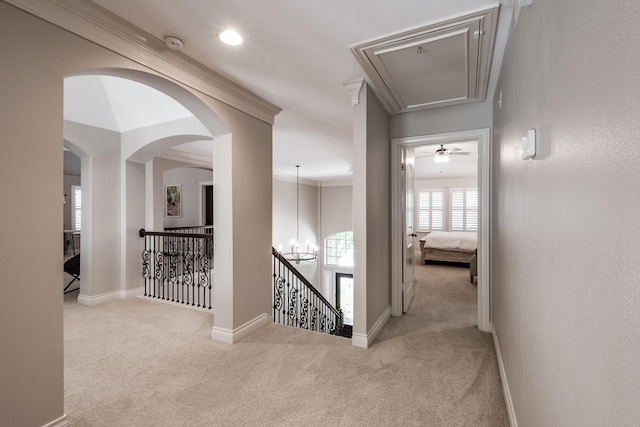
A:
[[390, 128, 491, 332]]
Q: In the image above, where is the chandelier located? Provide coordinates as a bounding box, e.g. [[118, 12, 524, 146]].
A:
[[280, 165, 317, 264]]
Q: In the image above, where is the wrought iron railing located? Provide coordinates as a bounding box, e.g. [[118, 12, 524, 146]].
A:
[[139, 228, 213, 310], [272, 247, 343, 336], [164, 225, 214, 234]]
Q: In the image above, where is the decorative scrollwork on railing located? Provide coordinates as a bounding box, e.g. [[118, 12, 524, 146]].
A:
[[272, 247, 343, 336], [139, 229, 213, 310], [273, 275, 284, 313], [142, 249, 151, 279]]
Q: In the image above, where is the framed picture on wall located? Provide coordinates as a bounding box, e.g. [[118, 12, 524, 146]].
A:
[[165, 185, 182, 217]]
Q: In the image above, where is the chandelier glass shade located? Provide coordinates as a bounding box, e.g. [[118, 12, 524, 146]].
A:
[[280, 165, 318, 264]]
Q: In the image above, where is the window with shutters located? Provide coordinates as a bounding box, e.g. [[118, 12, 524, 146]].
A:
[[417, 190, 444, 231], [451, 188, 478, 231], [71, 185, 82, 231]]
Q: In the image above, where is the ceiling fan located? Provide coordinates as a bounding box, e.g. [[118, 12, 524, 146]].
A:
[[417, 144, 471, 163]]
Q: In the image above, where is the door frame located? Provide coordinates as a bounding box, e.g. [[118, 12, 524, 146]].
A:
[[199, 181, 214, 226], [390, 128, 492, 332], [335, 272, 354, 326]]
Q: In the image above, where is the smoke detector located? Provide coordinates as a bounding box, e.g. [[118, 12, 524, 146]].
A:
[[163, 35, 184, 50]]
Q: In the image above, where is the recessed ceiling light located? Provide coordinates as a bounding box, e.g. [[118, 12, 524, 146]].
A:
[[219, 29, 243, 46]]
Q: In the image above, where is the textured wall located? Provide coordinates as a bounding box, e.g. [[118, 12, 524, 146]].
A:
[[492, 0, 640, 425]]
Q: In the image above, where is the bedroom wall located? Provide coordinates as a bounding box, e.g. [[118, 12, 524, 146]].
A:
[[272, 176, 319, 285], [415, 177, 477, 236], [163, 167, 213, 228], [492, 0, 640, 425]]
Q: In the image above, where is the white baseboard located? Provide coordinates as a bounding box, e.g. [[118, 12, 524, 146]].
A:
[[42, 414, 68, 427], [122, 287, 144, 299], [78, 287, 145, 305], [211, 313, 269, 344], [77, 290, 121, 306], [492, 323, 518, 427], [352, 306, 391, 349]]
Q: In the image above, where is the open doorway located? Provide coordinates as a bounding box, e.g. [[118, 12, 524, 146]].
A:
[[391, 129, 491, 332], [336, 273, 354, 337]]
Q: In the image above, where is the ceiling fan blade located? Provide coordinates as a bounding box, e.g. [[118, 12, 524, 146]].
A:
[[450, 151, 471, 155]]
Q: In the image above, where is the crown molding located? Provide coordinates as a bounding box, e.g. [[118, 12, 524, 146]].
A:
[[5, 0, 282, 125], [272, 172, 319, 187], [343, 79, 364, 106], [156, 149, 213, 169]]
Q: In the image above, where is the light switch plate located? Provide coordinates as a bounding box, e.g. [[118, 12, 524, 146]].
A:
[[522, 128, 536, 160]]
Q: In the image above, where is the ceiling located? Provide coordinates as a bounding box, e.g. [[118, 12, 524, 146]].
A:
[[63, 1, 509, 182], [414, 141, 478, 180]]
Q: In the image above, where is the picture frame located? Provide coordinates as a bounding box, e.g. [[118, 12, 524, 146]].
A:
[[165, 185, 182, 217]]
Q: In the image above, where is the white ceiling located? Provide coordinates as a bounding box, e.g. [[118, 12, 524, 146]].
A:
[[64, 75, 194, 133], [64, 0, 507, 182], [414, 141, 478, 180]]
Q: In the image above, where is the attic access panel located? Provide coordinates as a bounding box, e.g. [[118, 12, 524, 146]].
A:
[[351, 7, 499, 114]]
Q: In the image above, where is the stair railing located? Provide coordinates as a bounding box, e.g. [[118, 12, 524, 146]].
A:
[[272, 247, 343, 336], [139, 228, 213, 310]]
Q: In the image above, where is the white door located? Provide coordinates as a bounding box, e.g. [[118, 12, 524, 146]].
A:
[[402, 149, 416, 313]]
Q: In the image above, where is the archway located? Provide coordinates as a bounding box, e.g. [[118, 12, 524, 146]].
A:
[[63, 69, 228, 314]]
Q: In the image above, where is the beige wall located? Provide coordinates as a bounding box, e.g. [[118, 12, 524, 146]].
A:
[[353, 84, 391, 345], [0, 2, 273, 424], [492, 1, 640, 425], [390, 100, 492, 140], [273, 177, 319, 284]]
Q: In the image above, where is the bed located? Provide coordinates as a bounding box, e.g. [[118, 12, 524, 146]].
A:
[[419, 231, 478, 282]]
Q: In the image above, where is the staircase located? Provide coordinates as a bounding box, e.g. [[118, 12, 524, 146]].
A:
[[272, 247, 345, 337]]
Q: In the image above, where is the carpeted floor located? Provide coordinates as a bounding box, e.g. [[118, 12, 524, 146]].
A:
[[63, 262, 508, 426]]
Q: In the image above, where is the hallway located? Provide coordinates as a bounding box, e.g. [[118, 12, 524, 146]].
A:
[[63, 262, 507, 426]]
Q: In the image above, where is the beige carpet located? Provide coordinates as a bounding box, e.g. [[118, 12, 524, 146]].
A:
[[63, 263, 508, 426]]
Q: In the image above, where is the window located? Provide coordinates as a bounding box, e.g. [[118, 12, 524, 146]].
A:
[[71, 185, 82, 231], [451, 188, 478, 231], [324, 231, 354, 267], [418, 190, 444, 231]]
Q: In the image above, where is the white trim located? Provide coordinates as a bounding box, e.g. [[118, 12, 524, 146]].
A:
[[211, 313, 269, 344], [5, 0, 281, 125], [42, 414, 68, 427], [77, 287, 144, 305], [77, 290, 121, 306], [351, 306, 391, 348], [122, 287, 144, 299], [199, 181, 214, 227], [390, 128, 492, 332], [156, 149, 213, 169], [492, 323, 518, 427], [343, 79, 364, 106]]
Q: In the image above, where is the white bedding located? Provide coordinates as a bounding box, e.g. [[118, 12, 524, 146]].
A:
[[421, 231, 477, 252]]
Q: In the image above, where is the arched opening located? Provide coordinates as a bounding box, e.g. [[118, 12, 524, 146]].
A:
[[63, 69, 228, 315]]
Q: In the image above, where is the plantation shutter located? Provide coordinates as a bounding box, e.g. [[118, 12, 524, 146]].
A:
[[418, 190, 443, 231], [72, 185, 82, 231], [451, 188, 478, 232]]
